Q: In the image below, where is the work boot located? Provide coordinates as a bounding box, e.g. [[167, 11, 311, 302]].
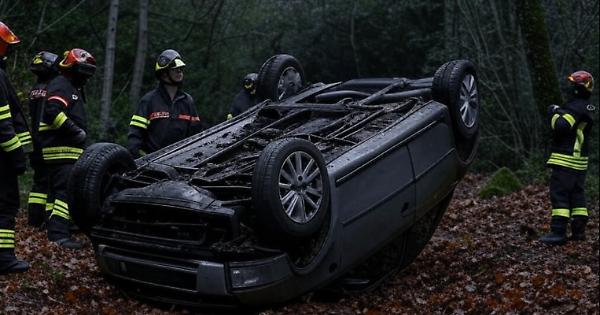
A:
[[27, 207, 46, 228], [0, 251, 30, 275], [0, 259, 30, 275], [570, 215, 588, 241], [53, 238, 83, 250], [540, 216, 568, 245], [48, 215, 82, 249], [69, 222, 80, 234]]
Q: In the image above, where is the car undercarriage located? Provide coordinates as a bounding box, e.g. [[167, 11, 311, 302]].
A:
[[68, 55, 480, 307]]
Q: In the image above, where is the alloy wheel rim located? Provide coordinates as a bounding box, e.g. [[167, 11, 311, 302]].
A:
[[278, 151, 323, 224], [277, 67, 302, 100], [459, 74, 478, 128]]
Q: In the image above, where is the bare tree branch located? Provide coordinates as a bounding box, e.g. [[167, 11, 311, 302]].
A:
[[100, 0, 120, 140]]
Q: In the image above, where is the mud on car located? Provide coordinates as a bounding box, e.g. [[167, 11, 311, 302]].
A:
[[69, 55, 480, 308]]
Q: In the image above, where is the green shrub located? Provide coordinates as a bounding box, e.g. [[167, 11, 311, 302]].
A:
[[18, 170, 34, 211], [514, 151, 550, 185], [479, 167, 523, 199]]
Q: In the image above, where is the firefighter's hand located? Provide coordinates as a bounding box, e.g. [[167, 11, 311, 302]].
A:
[[547, 104, 561, 115], [8, 148, 27, 175], [129, 150, 141, 159], [72, 128, 87, 145]]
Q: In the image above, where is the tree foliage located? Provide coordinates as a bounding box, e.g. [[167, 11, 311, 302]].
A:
[[0, 0, 598, 181], [517, 0, 563, 118]]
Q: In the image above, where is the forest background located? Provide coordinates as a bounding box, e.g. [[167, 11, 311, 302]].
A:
[[1, 0, 598, 198]]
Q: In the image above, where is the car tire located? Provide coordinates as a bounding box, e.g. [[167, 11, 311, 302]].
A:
[[398, 189, 454, 270], [432, 60, 480, 139], [68, 143, 136, 235], [257, 54, 306, 101], [252, 138, 330, 241]]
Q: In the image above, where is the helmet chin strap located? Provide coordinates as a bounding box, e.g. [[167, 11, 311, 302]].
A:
[[161, 70, 183, 87], [63, 71, 88, 87]]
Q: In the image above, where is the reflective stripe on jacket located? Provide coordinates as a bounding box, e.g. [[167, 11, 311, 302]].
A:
[[38, 75, 87, 163], [0, 68, 31, 154], [547, 97, 594, 171], [127, 83, 200, 157]]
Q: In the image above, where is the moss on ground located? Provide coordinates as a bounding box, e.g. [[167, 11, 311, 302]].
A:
[[479, 167, 523, 199]]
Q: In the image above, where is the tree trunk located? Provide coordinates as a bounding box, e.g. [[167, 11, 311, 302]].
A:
[[443, 0, 455, 58], [349, 0, 361, 77], [129, 0, 148, 107], [517, 0, 562, 118], [100, 0, 119, 140]]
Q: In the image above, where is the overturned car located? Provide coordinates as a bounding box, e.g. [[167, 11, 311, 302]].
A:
[[69, 55, 480, 308]]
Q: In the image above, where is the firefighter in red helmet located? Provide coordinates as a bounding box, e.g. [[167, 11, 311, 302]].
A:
[[540, 70, 595, 245], [0, 21, 31, 275], [39, 48, 96, 249]]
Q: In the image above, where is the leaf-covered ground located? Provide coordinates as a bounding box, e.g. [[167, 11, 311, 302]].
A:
[[1, 174, 598, 314]]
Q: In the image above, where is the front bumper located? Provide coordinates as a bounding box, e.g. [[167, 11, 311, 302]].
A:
[[95, 244, 295, 307]]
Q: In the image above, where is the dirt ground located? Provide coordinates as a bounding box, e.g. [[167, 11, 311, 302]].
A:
[[1, 174, 598, 314]]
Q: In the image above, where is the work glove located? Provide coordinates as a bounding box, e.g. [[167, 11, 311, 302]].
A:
[[61, 119, 86, 146], [128, 148, 146, 159], [129, 150, 141, 159], [7, 147, 27, 175], [71, 128, 87, 146], [547, 104, 561, 116]]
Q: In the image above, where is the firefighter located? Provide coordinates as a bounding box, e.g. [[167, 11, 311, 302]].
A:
[[26, 51, 59, 228], [0, 21, 31, 275], [127, 49, 201, 158], [40, 48, 96, 249], [540, 70, 595, 245], [227, 73, 259, 120]]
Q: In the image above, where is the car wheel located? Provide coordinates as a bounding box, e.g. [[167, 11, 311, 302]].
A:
[[432, 60, 480, 139], [257, 54, 305, 101], [252, 138, 330, 241], [398, 189, 454, 270], [68, 143, 136, 235]]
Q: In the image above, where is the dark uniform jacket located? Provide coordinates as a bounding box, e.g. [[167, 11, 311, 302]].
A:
[[128, 83, 200, 157], [547, 97, 595, 172], [0, 68, 31, 159], [38, 75, 87, 164], [229, 89, 258, 117], [28, 80, 51, 160]]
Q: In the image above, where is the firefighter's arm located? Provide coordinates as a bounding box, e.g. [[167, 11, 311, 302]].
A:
[[229, 91, 244, 118], [127, 99, 150, 158], [186, 95, 203, 135], [228, 99, 237, 120], [0, 89, 26, 174], [42, 86, 86, 137], [0, 92, 19, 151], [548, 104, 579, 133]]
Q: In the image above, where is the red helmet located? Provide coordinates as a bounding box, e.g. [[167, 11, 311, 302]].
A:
[[0, 22, 19, 44], [568, 70, 594, 92], [0, 21, 20, 57], [58, 48, 96, 77]]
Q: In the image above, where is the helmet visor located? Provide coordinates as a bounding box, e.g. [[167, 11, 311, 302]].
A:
[[171, 58, 186, 69], [32, 51, 58, 66]]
